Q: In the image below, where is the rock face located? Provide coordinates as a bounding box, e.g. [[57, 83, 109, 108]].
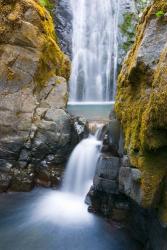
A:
[[53, 0, 72, 57], [118, 0, 151, 66], [0, 0, 74, 191], [87, 120, 130, 220], [116, 0, 167, 229], [89, 122, 167, 249]]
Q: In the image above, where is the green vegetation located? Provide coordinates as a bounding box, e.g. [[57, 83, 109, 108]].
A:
[[156, 10, 165, 17], [39, 0, 54, 11], [119, 13, 137, 53], [116, 0, 167, 223]]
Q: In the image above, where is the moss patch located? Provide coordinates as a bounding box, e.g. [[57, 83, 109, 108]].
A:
[[38, 0, 54, 12], [0, 0, 70, 91], [115, 0, 167, 217]]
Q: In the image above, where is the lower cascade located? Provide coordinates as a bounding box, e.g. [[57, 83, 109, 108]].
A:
[[62, 133, 102, 196]]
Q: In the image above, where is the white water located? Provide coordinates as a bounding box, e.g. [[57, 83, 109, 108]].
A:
[[62, 134, 102, 196], [69, 0, 120, 102], [33, 133, 102, 226]]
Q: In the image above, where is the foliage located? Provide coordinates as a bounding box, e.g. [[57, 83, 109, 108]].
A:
[[156, 10, 165, 17], [39, 0, 54, 11], [119, 13, 136, 53]]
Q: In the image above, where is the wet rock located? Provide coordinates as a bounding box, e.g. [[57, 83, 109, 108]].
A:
[[19, 149, 31, 163], [0, 172, 12, 192], [94, 176, 118, 194], [35, 164, 64, 188], [96, 155, 120, 180], [73, 117, 89, 140], [53, 0, 72, 57], [31, 108, 73, 165], [112, 208, 128, 222], [119, 167, 142, 204], [9, 167, 34, 192], [121, 155, 130, 168]]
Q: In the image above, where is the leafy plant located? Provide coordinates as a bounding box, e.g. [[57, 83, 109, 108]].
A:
[[156, 10, 165, 18], [39, 0, 54, 11]]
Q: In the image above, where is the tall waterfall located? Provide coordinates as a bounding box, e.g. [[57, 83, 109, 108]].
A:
[[62, 134, 102, 196], [69, 0, 120, 102]]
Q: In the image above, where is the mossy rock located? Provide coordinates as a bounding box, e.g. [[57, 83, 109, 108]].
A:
[[115, 0, 167, 222], [0, 0, 70, 91]]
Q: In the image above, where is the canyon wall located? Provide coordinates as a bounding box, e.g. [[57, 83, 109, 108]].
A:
[[0, 0, 78, 192], [115, 0, 167, 248], [116, 0, 167, 227]]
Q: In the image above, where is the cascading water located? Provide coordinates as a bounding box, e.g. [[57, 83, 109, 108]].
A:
[[32, 130, 103, 226], [69, 0, 120, 102], [63, 132, 102, 196]]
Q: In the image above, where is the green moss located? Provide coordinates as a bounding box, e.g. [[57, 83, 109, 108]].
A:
[[119, 13, 137, 53], [115, 0, 167, 212], [28, 0, 71, 90], [39, 0, 54, 11], [156, 10, 165, 17], [130, 149, 167, 207], [0, 0, 70, 90]]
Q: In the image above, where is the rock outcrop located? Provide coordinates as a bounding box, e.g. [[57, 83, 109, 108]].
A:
[[53, 0, 72, 57], [87, 120, 129, 220], [118, 0, 152, 66], [0, 0, 74, 191], [116, 0, 167, 229]]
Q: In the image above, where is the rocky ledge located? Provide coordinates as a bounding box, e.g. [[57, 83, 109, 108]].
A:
[[0, 0, 80, 192], [88, 120, 167, 249]]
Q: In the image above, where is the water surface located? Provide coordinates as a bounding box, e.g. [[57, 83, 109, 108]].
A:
[[0, 188, 141, 250], [67, 102, 114, 120]]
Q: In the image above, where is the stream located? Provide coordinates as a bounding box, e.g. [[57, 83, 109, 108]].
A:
[[0, 188, 142, 250]]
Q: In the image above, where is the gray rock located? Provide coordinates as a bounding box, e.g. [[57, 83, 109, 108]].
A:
[[131, 168, 142, 182], [118, 0, 151, 66], [0, 0, 74, 192], [19, 149, 31, 162], [122, 155, 130, 168], [73, 117, 89, 140], [0, 172, 12, 192], [119, 166, 142, 204], [96, 155, 120, 180], [94, 176, 118, 194], [119, 167, 132, 195], [9, 167, 34, 192], [53, 0, 72, 57], [137, 18, 167, 69]]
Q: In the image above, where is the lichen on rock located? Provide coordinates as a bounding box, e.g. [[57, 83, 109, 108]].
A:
[[115, 0, 167, 226], [0, 0, 73, 192]]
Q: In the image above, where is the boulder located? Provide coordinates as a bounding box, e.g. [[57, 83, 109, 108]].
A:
[[119, 166, 142, 204], [96, 155, 120, 180], [0, 173, 12, 192], [0, 0, 73, 192], [9, 166, 34, 192]]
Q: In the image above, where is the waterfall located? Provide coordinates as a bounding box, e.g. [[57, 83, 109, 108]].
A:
[[62, 133, 102, 196], [69, 0, 120, 102]]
